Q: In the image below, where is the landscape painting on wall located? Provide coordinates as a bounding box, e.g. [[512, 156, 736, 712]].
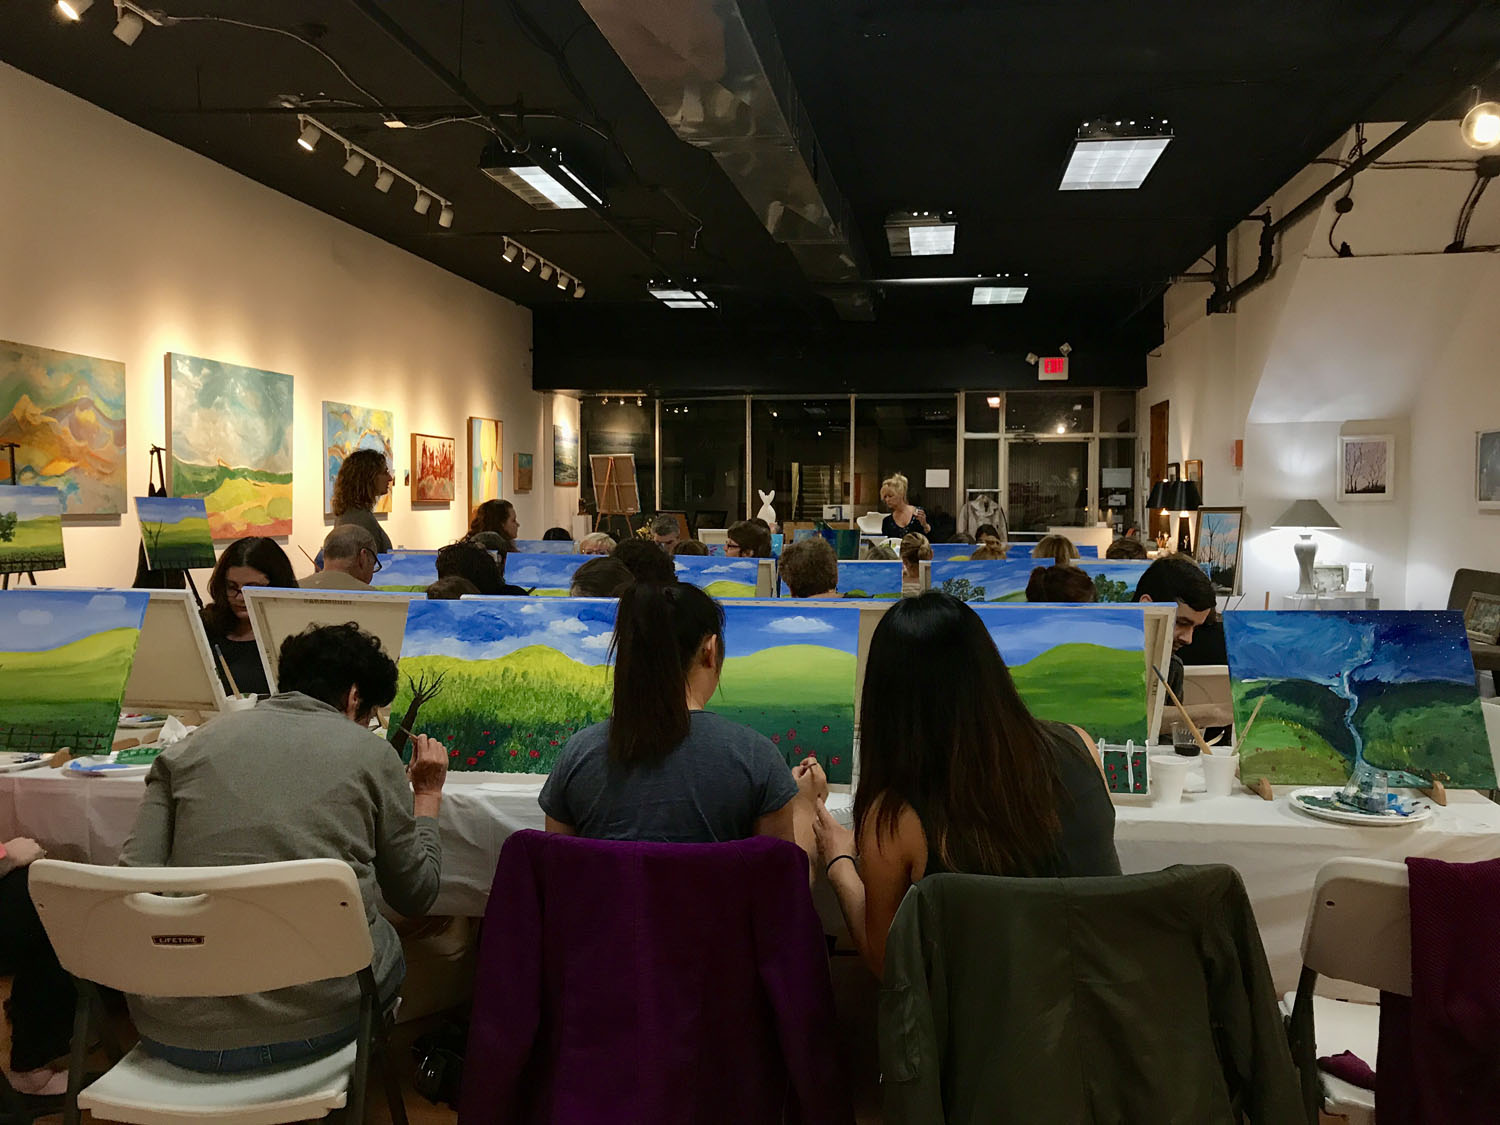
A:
[[1338, 434, 1394, 501], [1479, 430, 1500, 511], [1195, 507, 1244, 594], [167, 353, 293, 539], [673, 556, 760, 597], [411, 433, 456, 503], [323, 401, 394, 516], [0, 339, 127, 515], [0, 589, 149, 753], [389, 597, 615, 774], [1224, 611, 1493, 787], [713, 602, 859, 785], [0, 485, 65, 575], [931, 559, 1038, 602], [553, 423, 579, 486], [135, 496, 215, 571], [468, 417, 502, 511], [514, 451, 533, 493], [974, 605, 1150, 744]]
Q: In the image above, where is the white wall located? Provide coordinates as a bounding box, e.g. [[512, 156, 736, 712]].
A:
[[0, 62, 546, 589], [1142, 121, 1500, 609]]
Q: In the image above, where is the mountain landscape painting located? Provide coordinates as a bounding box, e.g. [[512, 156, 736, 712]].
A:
[[167, 353, 293, 539], [135, 495, 215, 571], [389, 597, 615, 774], [0, 589, 149, 753], [714, 602, 860, 784], [0, 338, 127, 515], [973, 604, 1150, 743], [1224, 610, 1493, 787]]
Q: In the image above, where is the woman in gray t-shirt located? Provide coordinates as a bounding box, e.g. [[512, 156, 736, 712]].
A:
[[540, 582, 812, 845]]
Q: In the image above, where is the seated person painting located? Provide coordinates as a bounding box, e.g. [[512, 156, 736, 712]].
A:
[[119, 623, 449, 1072]]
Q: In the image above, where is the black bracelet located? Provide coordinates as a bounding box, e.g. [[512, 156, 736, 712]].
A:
[[825, 854, 856, 876]]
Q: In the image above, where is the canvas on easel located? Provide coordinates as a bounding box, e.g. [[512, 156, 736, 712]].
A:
[[123, 589, 227, 715], [242, 587, 417, 693], [590, 453, 639, 528]]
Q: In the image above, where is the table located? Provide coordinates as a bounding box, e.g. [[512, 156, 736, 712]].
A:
[[5, 769, 1500, 991]]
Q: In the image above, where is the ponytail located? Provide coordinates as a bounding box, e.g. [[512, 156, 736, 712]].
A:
[[608, 581, 725, 767]]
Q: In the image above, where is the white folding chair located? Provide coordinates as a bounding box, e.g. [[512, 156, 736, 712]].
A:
[[27, 858, 408, 1125], [1282, 857, 1410, 1125]]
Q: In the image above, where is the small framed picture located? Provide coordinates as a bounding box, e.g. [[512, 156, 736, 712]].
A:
[[1478, 430, 1500, 511], [1338, 434, 1395, 502], [1312, 564, 1348, 596], [1183, 459, 1203, 490], [1464, 591, 1500, 645], [1166, 462, 1180, 482]]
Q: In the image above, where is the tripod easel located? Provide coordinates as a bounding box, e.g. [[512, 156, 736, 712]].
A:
[[0, 442, 37, 591]]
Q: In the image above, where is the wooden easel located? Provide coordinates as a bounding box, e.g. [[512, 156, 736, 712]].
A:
[[0, 442, 36, 591], [591, 453, 639, 538]]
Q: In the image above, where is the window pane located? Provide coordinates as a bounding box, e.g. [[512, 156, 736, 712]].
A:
[[963, 392, 1002, 434], [580, 396, 654, 533], [661, 399, 745, 532], [1099, 437, 1137, 533], [1005, 391, 1094, 436], [749, 399, 850, 525], [1007, 440, 1090, 532], [1099, 391, 1136, 434], [853, 398, 957, 535]]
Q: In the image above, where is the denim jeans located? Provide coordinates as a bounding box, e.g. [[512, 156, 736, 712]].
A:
[[139, 1027, 355, 1074]]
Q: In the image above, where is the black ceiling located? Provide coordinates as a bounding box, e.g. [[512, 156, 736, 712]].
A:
[[3, 0, 1499, 385]]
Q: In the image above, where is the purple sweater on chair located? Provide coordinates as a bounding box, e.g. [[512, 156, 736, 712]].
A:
[[458, 830, 854, 1125]]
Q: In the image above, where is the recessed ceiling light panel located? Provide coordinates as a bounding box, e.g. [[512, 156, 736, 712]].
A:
[[972, 286, 1028, 305], [480, 143, 604, 210], [885, 211, 958, 256], [1060, 118, 1173, 190]]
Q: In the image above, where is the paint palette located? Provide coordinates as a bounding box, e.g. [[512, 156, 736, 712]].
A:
[[1289, 787, 1434, 827]]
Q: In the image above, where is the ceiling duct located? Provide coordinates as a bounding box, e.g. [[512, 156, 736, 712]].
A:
[[576, 0, 871, 319]]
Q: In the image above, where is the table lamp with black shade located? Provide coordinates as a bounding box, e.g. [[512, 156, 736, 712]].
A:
[[1271, 499, 1340, 594], [1161, 480, 1202, 554]]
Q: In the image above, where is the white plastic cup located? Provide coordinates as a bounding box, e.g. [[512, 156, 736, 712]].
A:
[[223, 694, 257, 713], [1201, 752, 1241, 798], [1150, 755, 1192, 807]]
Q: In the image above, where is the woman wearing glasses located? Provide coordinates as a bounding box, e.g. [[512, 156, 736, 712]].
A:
[[200, 537, 298, 697]]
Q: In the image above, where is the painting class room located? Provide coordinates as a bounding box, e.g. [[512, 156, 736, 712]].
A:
[[5, 5, 1500, 1124]]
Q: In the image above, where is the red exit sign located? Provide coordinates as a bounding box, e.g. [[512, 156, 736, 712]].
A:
[[1039, 355, 1069, 381]]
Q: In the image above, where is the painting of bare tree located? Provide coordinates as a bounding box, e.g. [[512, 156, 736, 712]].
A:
[[1194, 507, 1244, 594], [1338, 435, 1394, 502]]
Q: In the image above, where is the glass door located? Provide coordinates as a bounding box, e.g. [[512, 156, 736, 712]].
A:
[[1005, 440, 1091, 533]]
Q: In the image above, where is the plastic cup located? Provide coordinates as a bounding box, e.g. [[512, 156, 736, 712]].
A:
[[223, 694, 257, 713], [1172, 722, 1201, 757], [1201, 752, 1241, 798], [1150, 755, 1192, 807]]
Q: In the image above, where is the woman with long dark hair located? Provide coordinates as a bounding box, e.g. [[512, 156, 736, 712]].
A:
[[331, 448, 394, 554], [813, 591, 1119, 977], [200, 537, 297, 697], [539, 582, 818, 846], [469, 499, 519, 551]]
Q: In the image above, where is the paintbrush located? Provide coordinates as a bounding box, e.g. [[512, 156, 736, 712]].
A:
[[1151, 664, 1213, 755], [213, 644, 243, 699], [1236, 697, 1266, 751], [297, 544, 318, 569]]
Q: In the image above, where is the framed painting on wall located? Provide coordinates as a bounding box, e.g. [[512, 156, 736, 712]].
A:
[[1183, 459, 1203, 490], [1193, 506, 1244, 594], [1338, 434, 1394, 501], [411, 433, 455, 503], [167, 353, 293, 540], [322, 401, 394, 516], [1465, 592, 1500, 645], [554, 423, 579, 486], [1478, 430, 1500, 511], [1, 338, 127, 515], [467, 417, 502, 512], [1166, 462, 1180, 482], [514, 452, 533, 493]]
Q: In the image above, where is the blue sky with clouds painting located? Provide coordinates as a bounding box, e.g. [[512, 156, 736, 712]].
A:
[[401, 598, 617, 664], [931, 559, 1037, 598], [506, 555, 588, 588], [722, 602, 860, 658], [974, 605, 1147, 667], [0, 590, 149, 652], [134, 496, 209, 525], [673, 557, 759, 585], [0, 485, 62, 520]]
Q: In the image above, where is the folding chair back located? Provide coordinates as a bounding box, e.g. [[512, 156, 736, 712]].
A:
[[28, 859, 373, 998], [1300, 857, 1411, 996]]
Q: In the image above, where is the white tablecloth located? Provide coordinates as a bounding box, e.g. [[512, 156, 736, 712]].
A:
[[5, 768, 1499, 991]]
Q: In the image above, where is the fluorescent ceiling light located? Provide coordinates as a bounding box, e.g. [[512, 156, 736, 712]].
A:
[[1060, 119, 1173, 190], [972, 286, 1028, 305], [649, 286, 716, 310], [885, 211, 958, 256], [480, 144, 603, 211]]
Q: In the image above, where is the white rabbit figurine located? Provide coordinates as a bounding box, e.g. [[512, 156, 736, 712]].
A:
[[756, 490, 777, 527]]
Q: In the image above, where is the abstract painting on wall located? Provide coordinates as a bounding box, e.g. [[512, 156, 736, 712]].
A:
[[674, 556, 761, 597], [0, 589, 149, 753], [323, 400, 394, 516], [1195, 508, 1244, 594], [389, 597, 615, 774], [1224, 610, 1493, 787], [0, 485, 65, 575], [468, 417, 502, 512], [372, 551, 440, 593], [506, 553, 588, 596], [1478, 430, 1500, 511], [135, 496, 215, 571], [167, 353, 293, 539], [931, 559, 1037, 602], [1338, 434, 1394, 501], [0, 339, 126, 515], [713, 601, 860, 785], [411, 433, 455, 503], [514, 451, 533, 493], [973, 605, 1151, 744], [553, 423, 579, 486]]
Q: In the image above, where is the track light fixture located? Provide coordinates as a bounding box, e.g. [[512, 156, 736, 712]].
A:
[[294, 116, 451, 224], [556, 273, 570, 291], [113, 8, 144, 43], [373, 167, 395, 193], [538, 262, 555, 282], [296, 123, 322, 152], [572, 284, 586, 299], [502, 241, 520, 264], [521, 254, 538, 273], [342, 148, 366, 176], [1059, 342, 1073, 356], [57, 0, 93, 20], [438, 203, 454, 229], [413, 191, 433, 216], [496, 235, 584, 296]]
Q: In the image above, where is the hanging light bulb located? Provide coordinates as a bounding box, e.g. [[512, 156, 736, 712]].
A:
[[1462, 101, 1500, 149]]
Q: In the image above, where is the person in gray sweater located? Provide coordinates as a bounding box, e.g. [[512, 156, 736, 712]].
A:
[[120, 623, 448, 1072]]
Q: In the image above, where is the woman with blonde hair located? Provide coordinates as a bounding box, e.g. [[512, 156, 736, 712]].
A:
[[578, 531, 616, 555], [879, 473, 930, 539], [331, 449, 393, 553], [899, 533, 931, 597], [1032, 534, 1080, 563]]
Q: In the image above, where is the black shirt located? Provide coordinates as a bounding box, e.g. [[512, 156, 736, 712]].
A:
[[882, 512, 928, 539], [206, 632, 269, 697]]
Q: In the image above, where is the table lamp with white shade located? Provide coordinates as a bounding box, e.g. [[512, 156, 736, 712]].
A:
[[1271, 499, 1340, 594]]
